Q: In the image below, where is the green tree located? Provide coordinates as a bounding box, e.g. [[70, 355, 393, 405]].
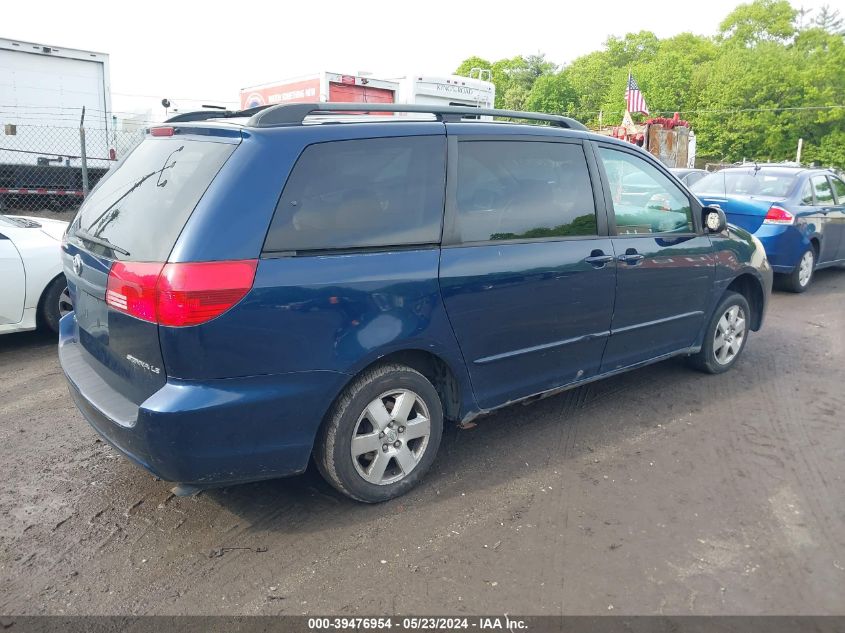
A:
[[453, 0, 845, 167], [719, 0, 797, 45], [524, 72, 578, 114], [454, 56, 493, 76], [456, 53, 556, 110]]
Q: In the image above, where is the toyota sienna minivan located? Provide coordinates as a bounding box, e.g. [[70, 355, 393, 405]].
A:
[[60, 103, 772, 503]]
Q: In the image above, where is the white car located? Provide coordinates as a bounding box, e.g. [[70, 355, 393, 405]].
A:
[[0, 215, 70, 335]]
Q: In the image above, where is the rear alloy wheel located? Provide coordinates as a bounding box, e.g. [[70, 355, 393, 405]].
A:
[[315, 364, 443, 503], [688, 291, 751, 374], [782, 247, 815, 293], [351, 389, 432, 486]]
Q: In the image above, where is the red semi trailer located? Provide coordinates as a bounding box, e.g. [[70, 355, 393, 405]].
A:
[[239, 72, 398, 109]]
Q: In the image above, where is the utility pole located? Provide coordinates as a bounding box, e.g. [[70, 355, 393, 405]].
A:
[[79, 107, 89, 196]]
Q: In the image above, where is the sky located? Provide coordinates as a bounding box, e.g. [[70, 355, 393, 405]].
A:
[[0, 0, 836, 121]]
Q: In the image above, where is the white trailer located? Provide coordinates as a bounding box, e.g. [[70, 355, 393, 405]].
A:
[[395, 71, 495, 111], [0, 38, 112, 205]]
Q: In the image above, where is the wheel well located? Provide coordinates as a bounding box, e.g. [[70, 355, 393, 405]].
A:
[[810, 237, 820, 257], [726, 274, 764, 331], [356, 350, 462, 422]]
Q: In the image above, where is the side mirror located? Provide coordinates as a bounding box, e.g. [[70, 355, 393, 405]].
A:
[[703, 206, 727, 233]]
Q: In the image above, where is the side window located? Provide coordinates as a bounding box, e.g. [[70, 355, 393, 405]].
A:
[[453, 141, 597, 243], [811, 175, 834, 206], [598, 147, 694, 235], [829, 176, 845, 204], [800, 180, 814, 205], [263, 136, 446, 252]]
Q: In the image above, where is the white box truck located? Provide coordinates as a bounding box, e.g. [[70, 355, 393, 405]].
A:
[[0, 37, 112, 208]]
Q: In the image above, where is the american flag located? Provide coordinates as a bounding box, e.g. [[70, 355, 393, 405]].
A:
[[625, 73, 649, 115]]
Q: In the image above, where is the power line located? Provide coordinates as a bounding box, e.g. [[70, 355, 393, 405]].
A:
[[565, 104, 845, 119]]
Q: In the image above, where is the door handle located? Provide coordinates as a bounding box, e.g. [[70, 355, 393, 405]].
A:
[[617, 252, 645, 265], [585, 252, 615, 268]]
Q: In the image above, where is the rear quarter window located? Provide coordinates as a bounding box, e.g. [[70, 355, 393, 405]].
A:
[[831, 176, 845, 204], [263, 136, 446, 253], [72, 138, 237, 262]]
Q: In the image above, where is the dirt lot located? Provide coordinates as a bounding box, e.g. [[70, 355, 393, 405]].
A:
[[0, 258, 843, 615]]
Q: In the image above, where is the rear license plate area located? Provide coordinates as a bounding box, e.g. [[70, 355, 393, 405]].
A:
[[75, 289, 109, 343]]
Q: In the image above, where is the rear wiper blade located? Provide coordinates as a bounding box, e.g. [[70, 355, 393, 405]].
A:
[[75, 229, 131, 256]]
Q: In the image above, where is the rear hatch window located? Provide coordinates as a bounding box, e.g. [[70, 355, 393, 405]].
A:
[[62, 134, 238, 410], [69, 137, 237, 261], [691, 170, 798, 198]]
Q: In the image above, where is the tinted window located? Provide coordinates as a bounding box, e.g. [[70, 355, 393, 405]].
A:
[[264, 136, 445, 252], [831, 176, 845, 204], [453, 141, 597, 243], [598, 147, 693, 235], [812, 176, 834, 205], [691, 170, 797, 197], [71, 138, 236, 262]]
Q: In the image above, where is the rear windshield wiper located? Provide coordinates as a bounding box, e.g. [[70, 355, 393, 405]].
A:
[[74, 228, 131, 257]]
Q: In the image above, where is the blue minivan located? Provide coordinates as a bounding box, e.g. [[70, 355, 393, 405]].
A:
[[60, 103, 772, 502]]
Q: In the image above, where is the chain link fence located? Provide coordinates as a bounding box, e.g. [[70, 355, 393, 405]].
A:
[[0, 116, 146, 215]]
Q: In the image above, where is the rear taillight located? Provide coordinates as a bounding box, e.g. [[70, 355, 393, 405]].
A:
[[157, 260, 258, 326], [106, 260, 257, 327], [763, 205, 794, 225], [106, 262, 164, 322]]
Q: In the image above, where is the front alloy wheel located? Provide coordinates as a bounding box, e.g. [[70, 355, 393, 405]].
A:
[[59, 287, 73, 318], [688, 290, 751, 374], [713, 305, 746, 365]]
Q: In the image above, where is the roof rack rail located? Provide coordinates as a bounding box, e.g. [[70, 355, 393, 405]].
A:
[[165, 105, 270, 123], [246, 102, 588, 131]]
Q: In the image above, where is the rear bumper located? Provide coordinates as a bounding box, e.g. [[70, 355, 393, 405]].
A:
[[59, 317, 348, 485], [753, 224, 810, 273]]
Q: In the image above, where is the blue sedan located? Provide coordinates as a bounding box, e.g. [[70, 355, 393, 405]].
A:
[[692, 166, 845, 292]]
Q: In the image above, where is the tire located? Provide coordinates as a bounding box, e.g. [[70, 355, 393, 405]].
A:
[[781, 246, 815, 293], [688, 291, 751, 374], [39, 275, 69, 334], [314, 363, 443, 503]]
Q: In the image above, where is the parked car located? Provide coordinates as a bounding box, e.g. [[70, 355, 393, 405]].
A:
[[59, 103, 772, 503], [691, 166, 845, 292], [0, 214, 70, 335], [670, 168, 708, 188]]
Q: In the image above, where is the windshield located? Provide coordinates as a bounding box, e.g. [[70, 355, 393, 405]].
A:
[[71, 137, 237, 262], [691, 169, 798, 198]]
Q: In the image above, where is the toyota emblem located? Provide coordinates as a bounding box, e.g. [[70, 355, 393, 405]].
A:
[[72, 254, 83, 276]]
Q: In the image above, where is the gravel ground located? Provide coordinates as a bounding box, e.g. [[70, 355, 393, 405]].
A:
[[0, 256, 843, 616]]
